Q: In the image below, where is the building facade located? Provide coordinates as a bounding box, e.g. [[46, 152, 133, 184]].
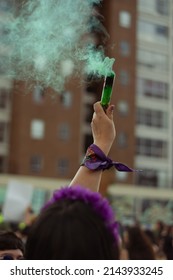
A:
[[135, 0, 172, 189], [0, 0, 172, 191], [101, 0, 172, 189]]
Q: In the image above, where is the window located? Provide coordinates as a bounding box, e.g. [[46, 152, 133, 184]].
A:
[[119, 41, 130, 56], [0, 0, 14, 11], [137, 108, 168, 128], [137, 78, 168, 99], [138, 20, 168, 44], [0, 122, 6, 142], [0, 157, 5, 173], [0, 89, 9, 108], [57, 159, 69, 176], [136, 169, 169, 187], [136, 138, 167, 158], [58, 123, 70, 141], [116, 170, 127, 182], [138, 0, 155, 12], [138, 0, 168, 15], [33, 85, 44, 103], [156, 0, 169, 15], [84, 104, 93, 123], [119, 11, 131, 28], [61, 59, 74, 77], [135, 169, 158, 186], [30, 155, 42, 173], [84, 134, 93, 153], [119, 70, 129, 86], [30, 119, 45, 139], [60, 91, 72, 108], [117, 100, 129, 116], [117, 132, 128, 148], [137, 50, 168, 72]]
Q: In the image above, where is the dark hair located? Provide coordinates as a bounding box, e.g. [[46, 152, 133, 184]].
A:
[[0, 231, 25, 254], [144, 229, 157, 245], [162, 225, 173, 260], [125, 226, 155, 260], [25, 187, 120, 260]]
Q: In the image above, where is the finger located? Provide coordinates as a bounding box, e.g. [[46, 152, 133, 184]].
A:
[[106, 104, 115, 120]]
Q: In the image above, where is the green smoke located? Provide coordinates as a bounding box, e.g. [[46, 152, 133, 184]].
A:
[[2, 0, 115, 92], [78, 45, 115, 77]]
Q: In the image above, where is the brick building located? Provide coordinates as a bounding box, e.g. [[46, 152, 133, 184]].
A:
[[0, 0, 172, 193]]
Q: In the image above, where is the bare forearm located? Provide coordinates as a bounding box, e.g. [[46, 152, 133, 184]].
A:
[[69, 102, 115, 193], [69, 166, 102, 192]]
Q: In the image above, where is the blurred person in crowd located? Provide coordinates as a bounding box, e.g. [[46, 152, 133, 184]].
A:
[[154, 220, 165, 244], [25, 101, 122, 259], [25, 185, 120, 260], [123, 225, 156, 260], [0, 216, 11, 232], [144, 229, 160, 255], [162, 225, 173, 260], [16, 207, 37, 244], [144, 228, 167, 259], [0, 231, 24, 260]]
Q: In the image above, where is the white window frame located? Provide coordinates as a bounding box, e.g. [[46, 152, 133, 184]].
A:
[[119, 11, 131, 28], [30, 119, 45, 139]]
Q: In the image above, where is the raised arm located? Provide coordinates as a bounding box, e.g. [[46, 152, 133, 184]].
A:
[[69, 101, 115, 192]]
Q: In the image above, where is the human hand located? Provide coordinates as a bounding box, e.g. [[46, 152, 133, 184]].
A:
[[91, 101, 116, 156]]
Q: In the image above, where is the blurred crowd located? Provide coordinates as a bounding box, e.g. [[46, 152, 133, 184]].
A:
[[0, 206, 172, 260], [120, 220, 173, 260]]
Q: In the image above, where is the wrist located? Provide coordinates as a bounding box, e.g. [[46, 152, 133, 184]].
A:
[[93, 142, 111, 156], [81, 144, 134, 172]]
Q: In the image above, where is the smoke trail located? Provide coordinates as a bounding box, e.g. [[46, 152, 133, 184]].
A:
[[2, 0, 115, 92], [78, 45, 115, 77]]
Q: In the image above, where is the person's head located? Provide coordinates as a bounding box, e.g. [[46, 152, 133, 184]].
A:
[[124, 225, 155, 260], [144, 229, 157, 245], [155, 220, 164, 234], [25, 185, 120, 260], [0, 231, 25, 260]]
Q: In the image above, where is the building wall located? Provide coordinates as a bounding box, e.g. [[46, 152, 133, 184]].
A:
[[7, 0, 137, 186], [8, 79, 84, 179], [135, 0, 172, 188], [100, 0, 137, 185], [100, 0, 173, 189], [2, 0, 173, 190]]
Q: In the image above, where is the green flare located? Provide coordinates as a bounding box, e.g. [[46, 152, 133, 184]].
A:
[[101, 72, 115, 109]]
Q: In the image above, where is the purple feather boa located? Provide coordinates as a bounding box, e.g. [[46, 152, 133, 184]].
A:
[[44, 185, 119, 242]]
